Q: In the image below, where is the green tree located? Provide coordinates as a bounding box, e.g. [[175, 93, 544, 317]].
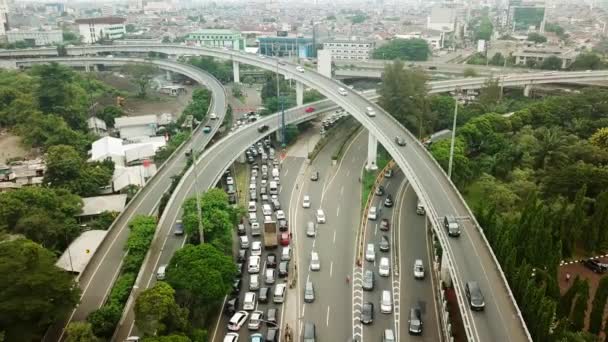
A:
[[351, 13, 367, 24], [478, 77, 502, 109], [571, 279, 590, 331], [463, 67, 478, 77], [527, 32, 548, 43], [188, 57, 233, 83], [589, 276, 608, 334], [372, 39, 430, 61], [559, 276, 581, 318], [570, 53, 605, 70], [182, 88, 212, 122], [592, 192, 608, 251], [65, 322, 98, 342], [142, 335, 192, 342], [474, 16, 493, 41], [590, 127, 608, 149], [429, 137, 474, 188], [545, 23, 566, 37], [166, 244, 236, 308], [135, 282, 189, 337], [532, 126, 572, 170], [489, 52, 505, 66], [62, 31, 79, 42], [540, 55, 563, 70], [87, 304, 122, 338], [122, 64, 158, 98], [98, 105, 123, 128], [126, 24, 136, 32], [231, 84, 243, 98], [0, 239, 80, 341]]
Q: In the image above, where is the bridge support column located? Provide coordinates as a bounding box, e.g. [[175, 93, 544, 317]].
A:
[[366, 132, 378, 171], [84, 63, 90, 73], [166, 70, 172, 81], [296, 81, 304, 106], [440, 252, 452, 287], [233, 60, 240, 83], [523, 85, 532, 97]]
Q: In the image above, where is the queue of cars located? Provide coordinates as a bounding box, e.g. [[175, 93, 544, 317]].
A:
[[223, 138, 291, 342]]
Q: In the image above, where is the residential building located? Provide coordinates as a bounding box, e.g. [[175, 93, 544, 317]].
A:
[[6, 29, 63, 46], [88, 117, 108, 136], [185, 29, 244, 50], [0, 159, 46, 192], [395, 30, 445, 50], [513, 46, 578, 68], [0, 0, 8, 38], [322, 39, 375, 61], [76, 16, 126, 44], [90, 136, 166, 167], [258, 36, 315, 58], [427, 6, 456, 32], [114, 114, 158, 139]]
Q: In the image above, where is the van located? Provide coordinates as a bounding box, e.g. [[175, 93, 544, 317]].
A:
[[251, 222, 261, 236], [272, 168, 280, 178], [368, 206, 377, 220], [156, 265, 167, 280], [243, 292, 256, 311], [248, 201, 257, 213], [263, 204, 272, 216], [273, 283, 287, 303], [380, 290, 392, 313], [303, 322, 316, 342], [444, 215, 461, 237], [416, 201, 425, 215], [281, 246, 292, 261], [310, 252, 320, 271]]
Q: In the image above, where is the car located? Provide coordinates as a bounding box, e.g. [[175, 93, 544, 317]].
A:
[[306, 221, 316, 237], [249, 190, 257, 201], [248, 311, 263, 330], [338, 87, 348, 96], [228, 310, 249, 331], [236, 262, 244, 276], [310, 251, 321, 271], [278, 61, 286, 66], [366, 106, 376, 117], [266, 308, 277, 325], [248, 255, 261, 273], [238, 249, 247, 262], [302, 195, 311, 208], [266, 253, 277, 268], [380, 218, 390, 231], [240, 236, 250, 249], [258, 286, 270, 302], [251, 222, 261, 236], [209, 112, 218, 120], [278, 261, 289, 277], [465, 281, 486, 310], [265, 269, 276, 284], [408, 306, 423, 335], [296, 66, 305, 73], [237, 224, 246, 236], [305, 106, 315, 113], [395, 137, 406, 146], [272, 199, 281, 210], [444, 215, 461, 237], [379, 257, 390, 277], [316, 209, 326, 224], [368, 206, 377, 220], [375, 185, 385, 196], [252, 241, 263, 256], [310, 171, 320, 182], [280, 232, 290, 246], [414, 259, 425, 279], [250, 333, 264, 342], [384, 194, 394, 207], [174, 220, 184, 235], [243, 292, 256, 311], [225, 297, 239, 316], [231, 278, 241, 295], [362, 269, 375, 291], [304, 280, 315, 303], [223, 332, 239, 342], [379, 235, 390, 252], [428, 66, 437, 70], [303, 322, 316, 342], [203, 125, 212, 133], [266, 328, 278, 342], [383, 329, 396, 342], [276, 210, 286, 220], [365, 243, 375, 262], [380, 290, 392, 314], [583, 259, 608, 273], [257, 125, 269, 133], [361, 302, 374, 324], [249, 274, 260, 291], [278, 219, 288, 231], [384, 169, 393, 178], [416, 201, 425, 215]]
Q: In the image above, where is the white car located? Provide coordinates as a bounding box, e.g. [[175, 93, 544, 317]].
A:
[[316, 209, 326, 224], [226, 177, 234, 185], [310, 251, 321, 271], [227, 311, 249, 331], [248, 310, 263, 330], [366, 106, 376, 117], [379, 257, 390, 277], [365, 243, 375, 262], [249, 274, 260, 291], [368, 206, 377, 220], [276, 210, 286, 220], [338, 87, 348, 96], [296, 66, 305, 73], [209, 112, 218, 120], [414, 259, 425, 279], [251, 241, 262, 256], [302, 195, 311, 208], [223, 332, 239, 342]]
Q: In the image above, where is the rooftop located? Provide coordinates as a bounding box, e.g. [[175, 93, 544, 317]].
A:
[[77, 194, 128, 217], [55, 230, 108, 273], [114, 114, 158, 128], [188, 29, 241, 35], [75, 16, 127, 25]]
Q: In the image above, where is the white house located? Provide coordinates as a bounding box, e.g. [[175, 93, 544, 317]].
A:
[[90, 136, 166, 167], [75, 16, 126, 44], [114, 114, 158, 139]]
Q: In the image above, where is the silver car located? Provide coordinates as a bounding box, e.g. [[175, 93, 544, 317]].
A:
[[306, 221, 316, 237], [304, 280, 315, 303]]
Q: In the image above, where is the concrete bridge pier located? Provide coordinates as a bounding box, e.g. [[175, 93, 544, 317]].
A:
[[524, 84, 532, 97], [84, 63, 97, 72], [166, 70, 172, 81], [366, 132, 378, 170], [440, 252, 453, 287], [233, 60, 240, 83], [296, 81, 304, 106]]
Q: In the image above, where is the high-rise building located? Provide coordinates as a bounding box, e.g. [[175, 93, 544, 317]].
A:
[[75, 17, 126, 44], [0, 0, 9, 38], [507, 0, 546, 33]]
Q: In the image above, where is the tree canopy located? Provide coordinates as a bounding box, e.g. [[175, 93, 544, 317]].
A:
[[527, 32, 548, 43], [372, 39, 430, 61], [135, 282, 189, 337]]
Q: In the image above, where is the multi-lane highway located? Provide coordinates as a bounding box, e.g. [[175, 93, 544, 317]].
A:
[[36, 60, 227, 342]]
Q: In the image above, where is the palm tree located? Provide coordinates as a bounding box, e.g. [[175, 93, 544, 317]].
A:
[[532, 126, 572, 170]]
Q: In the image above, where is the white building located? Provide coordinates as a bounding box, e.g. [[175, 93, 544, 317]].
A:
[[0, 0, 8, 38], [76, 16, 126, 44], [114, 114, 158, 139], [427, 6, 456, 32], [513, 46, 578, 68], [90, 136, 166, 167], [322, 40, 375, 61], [6, 29, 63, 46], [101, 4, 115, 17], [395, 31, 445, 50]]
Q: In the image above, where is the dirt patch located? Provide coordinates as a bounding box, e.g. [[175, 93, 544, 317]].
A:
[[0, 132, 32, 164]]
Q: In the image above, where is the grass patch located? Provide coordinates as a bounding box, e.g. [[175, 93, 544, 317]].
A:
[[361, 148, 390, 210], [234, 163, 250, 208], [332, 119, 362, 161]]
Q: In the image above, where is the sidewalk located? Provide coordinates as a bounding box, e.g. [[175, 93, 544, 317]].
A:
[[286, 123, 322, 158]]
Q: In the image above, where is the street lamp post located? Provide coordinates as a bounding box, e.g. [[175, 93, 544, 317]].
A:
[[447, 91, 460, 179], [189, 121, 204, 243]]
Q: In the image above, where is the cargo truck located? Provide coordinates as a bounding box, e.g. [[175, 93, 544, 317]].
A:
[[264, 216, 278, 248]]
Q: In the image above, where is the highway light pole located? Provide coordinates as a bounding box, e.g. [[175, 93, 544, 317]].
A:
[[448, 93, 459, 179], [189, 122, 204, 244]]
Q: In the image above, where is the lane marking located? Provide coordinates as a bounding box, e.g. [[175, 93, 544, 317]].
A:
[[337, 206, 340, 217], [326, 306, 331, 326], [330, 261, 334, 278], [333, 230, 336, 244], [341, 186, 344, 196]]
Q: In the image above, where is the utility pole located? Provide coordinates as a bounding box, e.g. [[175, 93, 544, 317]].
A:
[[190, 120, 204, 243], [448, 90, 459, 179]]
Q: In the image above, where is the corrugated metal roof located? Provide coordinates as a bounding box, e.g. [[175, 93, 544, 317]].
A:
[[55, 230, 108, 273], [115, 115, 158, 128], [78, 194, 128, 217]]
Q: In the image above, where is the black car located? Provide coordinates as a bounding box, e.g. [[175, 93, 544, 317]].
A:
[[362, 270, 374, 291], [258, 125, 269, 133], [379, 235, 390, 252], [259, 287, 270, 303], [267, 308, 278, 325], [238, 249, 247, 262], [384, 194, 394, 208], [225, 297, 239, 316], [310, 171, 319, 181], [583, 259, 608, 273], [465, 281, 486, 311], [237, 224, 246, 236], [408, 306, 423, 335], [395, 137, 406, 146], [266, 327, 278, 342], [361, 302, 374, 325], [232, 278, 241, 294], [236, 262, 244, 276], [266, 253, 277, 268], [278, 261, 289, 277], [375, 185, 385, 196]]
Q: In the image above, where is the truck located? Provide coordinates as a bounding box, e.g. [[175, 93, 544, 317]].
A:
[[263, 216, 278, 248]]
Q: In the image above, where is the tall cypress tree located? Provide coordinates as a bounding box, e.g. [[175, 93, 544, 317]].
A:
[[589, 276, 608, 334], [592, 192, 608, 251], [559, 276, 581, 318], [571, 279, 590, 331]]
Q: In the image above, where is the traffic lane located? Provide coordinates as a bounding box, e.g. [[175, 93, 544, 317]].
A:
[[399, 184, 441, 342]]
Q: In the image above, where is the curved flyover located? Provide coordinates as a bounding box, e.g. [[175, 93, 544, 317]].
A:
[[25, 53, 608, 342], [18, 57, 228, 342]]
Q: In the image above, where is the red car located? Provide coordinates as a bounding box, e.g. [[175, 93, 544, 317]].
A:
[[280, 232, 290, 246], [305, 107, 315, 113], [380, 218, 390, 231]]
